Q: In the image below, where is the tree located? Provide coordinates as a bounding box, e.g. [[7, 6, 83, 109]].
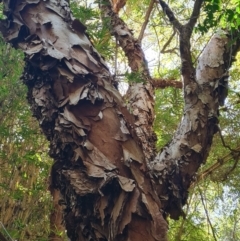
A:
[[0, 0, 240, 240]]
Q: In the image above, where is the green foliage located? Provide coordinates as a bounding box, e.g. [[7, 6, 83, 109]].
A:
[[70, 1, 115, 60], [196, 0, 221, 33], [125, 71, 146, 84], [1, 0, 240, 240], [154, 87, 183, 148], [196, 0, 240, 34], [0, 36, 52, 240]]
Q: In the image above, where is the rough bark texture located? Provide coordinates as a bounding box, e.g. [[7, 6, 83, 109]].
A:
[[102, 1, 157, 165], [112, 0, 127, 13], [152, 78, 182, 89], [0, 0, 168, 240], [1, 0, 239, 241], [151, 30, 235, 219]]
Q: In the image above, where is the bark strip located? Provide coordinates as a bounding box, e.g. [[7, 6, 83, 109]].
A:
[[151, 30, 240, 219], [154, 0, 240, 219], [0, 0, 168, 240], [102, 0, 157, 165]]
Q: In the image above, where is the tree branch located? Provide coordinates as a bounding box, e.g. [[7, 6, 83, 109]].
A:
[[186, 0, 204, 31], [198, 186, 218, 241], [160, 29, 176, 53], [152, 78, 182, 89], [150, 31, 240, 219], [158, 0, 193, 88], [101, 0, 157, 164], [138, 0, 156, 42], [0, 0, 169, 240], [158, 0, 182, 32], [191, 146, 240, 187], [115, 75, 182, 88]]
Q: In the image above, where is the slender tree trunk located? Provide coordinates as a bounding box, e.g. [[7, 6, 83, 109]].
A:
[[0, 0, 239, 241]]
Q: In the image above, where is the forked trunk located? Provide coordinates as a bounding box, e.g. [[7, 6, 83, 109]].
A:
[[0, 0, 238, 241]]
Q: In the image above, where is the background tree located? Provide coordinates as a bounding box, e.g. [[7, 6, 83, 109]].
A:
[[0, 36, 53, 240], [0, 0, 240, 240]]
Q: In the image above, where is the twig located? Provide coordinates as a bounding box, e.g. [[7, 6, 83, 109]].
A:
[[0, 222, 14, 241], [191, 146, 240, 187], [152, 78, 182, 89], [138, 0, 156, 42], [114, 38, 118, 76], [221, 158, 239, 181], [217, 125, 240, 153], [175, 191, 194, 241], [158, 0, 182, 32], [197, 186, 218, 241], [160, 29, 176, 53], [115, 75, 182, 88], [186, 0, 204, 31], [158, 0, 194, 86]]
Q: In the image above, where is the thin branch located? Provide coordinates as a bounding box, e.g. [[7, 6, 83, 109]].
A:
[[175, 191, 194, 241], [217, 125, 240, 152], [158, 0, 182, 32], [158, 0, 193, 86], [152, 78, 182, 89], [0, 222, 14, 241], [151, 21, 162, 74], [191, 146, 240, 188], [198, 186, 218, 241], [115, 75, 182, 89], [161, 47, 178, 54], [138, 0, 155, 42], [102, 0, 150, 75], [160, 29, 176, 53], [221, 158, 239, 181], [100, 0, 157, 164], [114, 38, 118, 76], [187, 0, 204, 31]]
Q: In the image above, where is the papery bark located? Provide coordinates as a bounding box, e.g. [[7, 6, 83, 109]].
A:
[[151, 30, 239, 218], [101, 1, 157, 165], [1, 0, 239, 240], [0, 0, 168, 240]]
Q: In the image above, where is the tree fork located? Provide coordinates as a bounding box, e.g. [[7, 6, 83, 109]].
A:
[[101, 0, 157, 165], [1, 0, 240, 240], [0, 0, 168, 240]]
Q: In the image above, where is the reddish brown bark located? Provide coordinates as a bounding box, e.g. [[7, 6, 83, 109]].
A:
[[152, 78, 182, 89], [112, 0, 127, 13], [1, 0, 240, 241], [102, 1, 157, 165], [0, 0, 168, 240]]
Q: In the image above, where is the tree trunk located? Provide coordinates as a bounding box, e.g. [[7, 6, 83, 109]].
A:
[[0, 0, 238, 241]]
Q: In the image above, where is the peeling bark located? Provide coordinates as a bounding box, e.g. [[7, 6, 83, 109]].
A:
[[101, 1, 157, 165], [0, 0, 168, 240], [112, 0, 127, 13], [151, 30, 239, 219], [152, 78, 182, 89], [1, 0, 240, 240]]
